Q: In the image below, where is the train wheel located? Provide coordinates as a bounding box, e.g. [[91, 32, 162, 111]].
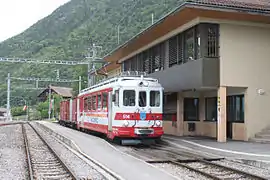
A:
[[155, 137, 162, 144], [113, 137, 122, 145]]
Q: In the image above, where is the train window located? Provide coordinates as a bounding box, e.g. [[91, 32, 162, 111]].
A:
[[150, 91, 160, 107], [139, 91, 147, 107], [97, 94, 102, 110], [102, 92, 108, 109], [88, 96, 92, 110], [92, 95, 96, 110], [115, 90, 119, 106], [123, 90, 135, 106], [84, 98, 88, 110]]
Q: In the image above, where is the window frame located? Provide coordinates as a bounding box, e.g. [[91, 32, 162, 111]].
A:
[[114, 90, 119, 107], [92, 95, 97, 110], [102, 92, 108, 110], [150, 90, 161, 107], [83, 97, 88, 111], [183, 98, 200, 121], [205, 97, 217, 121], [123, 90, 136, 107], [227, 95, 245, 123], [97, 94, 102, 110]]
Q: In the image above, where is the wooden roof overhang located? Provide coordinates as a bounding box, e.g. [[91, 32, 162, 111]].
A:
[[90, 62, 120, 76], [102, 3, 270, 65]]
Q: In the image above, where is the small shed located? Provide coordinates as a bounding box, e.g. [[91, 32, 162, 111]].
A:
[[37, 85, 73, 102]]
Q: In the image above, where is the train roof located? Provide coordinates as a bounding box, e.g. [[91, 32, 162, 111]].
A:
[[78, 71, 162, 97]]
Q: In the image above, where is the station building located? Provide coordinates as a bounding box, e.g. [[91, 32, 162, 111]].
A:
[[93, 0, 270, 142]]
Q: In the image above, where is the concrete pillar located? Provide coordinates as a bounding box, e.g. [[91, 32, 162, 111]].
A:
[[217, 86, 227, 142], [177, 92, 184, 136]]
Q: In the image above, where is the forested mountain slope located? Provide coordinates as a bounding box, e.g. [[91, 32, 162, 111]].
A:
[[0, 0, 182, 105]]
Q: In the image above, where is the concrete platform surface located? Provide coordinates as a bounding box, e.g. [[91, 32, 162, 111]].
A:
[[38, 121, 178, 180], [163, 135, 270, 162]]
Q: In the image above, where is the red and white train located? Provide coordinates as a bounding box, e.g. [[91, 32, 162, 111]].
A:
[[59, 72, 164, 145]]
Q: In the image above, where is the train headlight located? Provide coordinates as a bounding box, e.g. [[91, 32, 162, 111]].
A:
[[123, 120, 129, 127], [156, 120, 161, 127]]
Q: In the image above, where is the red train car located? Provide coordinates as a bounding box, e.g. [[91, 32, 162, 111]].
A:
[[59, 72, 164, 145]]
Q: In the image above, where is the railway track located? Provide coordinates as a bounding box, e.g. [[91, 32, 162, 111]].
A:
[[169, 159, 267, 180], [145, 144, 268, 180], [22, 123, 78, 180]]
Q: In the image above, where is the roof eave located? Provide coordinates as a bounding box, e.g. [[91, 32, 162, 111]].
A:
[[103, 1, 189, 60], [186, 2, 270, 16], [103, 1, 270, 62]]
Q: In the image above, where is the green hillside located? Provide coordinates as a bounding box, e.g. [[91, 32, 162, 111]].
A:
[[0, 0, 182, 106]]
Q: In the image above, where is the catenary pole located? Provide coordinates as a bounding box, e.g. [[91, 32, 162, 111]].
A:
[[6, 73, 11, 121]]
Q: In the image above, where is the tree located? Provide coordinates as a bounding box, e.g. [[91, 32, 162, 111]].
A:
[[36, 100, 49, 119]]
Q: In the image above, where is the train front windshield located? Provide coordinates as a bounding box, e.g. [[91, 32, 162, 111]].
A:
[[122, 89, 161, 108]]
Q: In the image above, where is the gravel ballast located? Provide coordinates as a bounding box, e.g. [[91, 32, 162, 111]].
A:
[[215, 160, 270, 179], [31, 123, 107, 180], [0, 124, 27, 179], [154, 163, 211, 180]]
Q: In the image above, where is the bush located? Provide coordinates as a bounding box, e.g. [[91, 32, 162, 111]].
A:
[[11, 106, 27, 117]]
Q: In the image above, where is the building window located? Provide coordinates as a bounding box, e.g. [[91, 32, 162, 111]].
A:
[[169, 36, 178, 67], [143, 51, 150, 74], [184, 98, 199, 121], [227, 95, 244, 122], [150, 91, 160, 107], [205, 97, 217, 121], [177, 34, 184, 64], [196, 27, 201, 59], [123, 90, 135, 106], [139, 91, 147, 107], [207, 25, 219, 57], [184, 28, 195, 62]]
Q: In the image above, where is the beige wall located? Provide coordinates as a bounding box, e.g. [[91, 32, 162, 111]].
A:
[[220, 23, 270, 139], [163, 89, 247, 140]]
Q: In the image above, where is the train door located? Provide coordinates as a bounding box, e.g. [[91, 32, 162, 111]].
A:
[[76, 97, 83, 129], [69, 99, 73, 122], [76, 98, 80, 121], [108, 91, 113, 132]]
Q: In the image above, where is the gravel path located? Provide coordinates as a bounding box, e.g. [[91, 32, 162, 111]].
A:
[[31, 123, 107, 180], [0, 124, 27, 180], [154, 163, 211, 180], [215, 160, 270, 179]]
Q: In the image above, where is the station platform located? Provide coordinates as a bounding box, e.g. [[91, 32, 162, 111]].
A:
[[162, 135, 270, 163], [37, 121, 178, 180]]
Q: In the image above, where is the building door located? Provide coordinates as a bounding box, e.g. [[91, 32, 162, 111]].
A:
[[226, 121, 233, 139], [226, 95, 245, 139]]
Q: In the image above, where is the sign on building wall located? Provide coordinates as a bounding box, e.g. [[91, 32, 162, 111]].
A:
[[217, 96, 221, 122]]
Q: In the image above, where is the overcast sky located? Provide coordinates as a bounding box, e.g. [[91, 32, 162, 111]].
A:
[[0, 0, 70, 42]]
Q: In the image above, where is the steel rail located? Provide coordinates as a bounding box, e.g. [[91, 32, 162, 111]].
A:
[[147, 144, 268, 180], [198, 159, 268, 180], [24, 123, 78, 180], [22, 124, 34, 180], [41, 122, 123, 180]]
